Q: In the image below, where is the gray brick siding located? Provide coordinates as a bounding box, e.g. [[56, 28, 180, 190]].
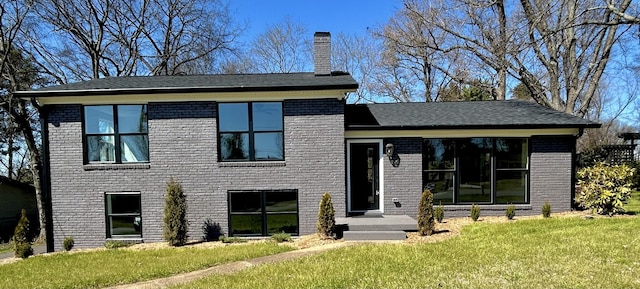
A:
[[381, 136, 576, 218], [45, 99, 345, 250]]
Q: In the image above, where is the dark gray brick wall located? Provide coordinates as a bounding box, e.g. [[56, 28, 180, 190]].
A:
[[381, 136, 575, 218], [382, 138, 422, 216], [46, 99, 345, 250], [529, 136, 575, 214]]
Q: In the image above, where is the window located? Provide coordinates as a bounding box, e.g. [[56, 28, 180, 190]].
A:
[[228, 190, 298, 236], [84, 105, 149, 163], [218, 102, 284, 161], [423, 138, 529, 204], [105, 193, 142, 238], [423, 139, 456, 204]]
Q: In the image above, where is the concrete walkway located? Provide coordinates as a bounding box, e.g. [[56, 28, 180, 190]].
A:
[[104, 242, 350, 289]]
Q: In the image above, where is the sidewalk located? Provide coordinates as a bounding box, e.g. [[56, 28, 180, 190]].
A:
[[104, 242, 350, 289]]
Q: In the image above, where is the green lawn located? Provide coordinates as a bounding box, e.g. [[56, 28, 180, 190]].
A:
[[624, 191, 640, 214], [0, 242, 293, 289], [173, 217, 640, 289]]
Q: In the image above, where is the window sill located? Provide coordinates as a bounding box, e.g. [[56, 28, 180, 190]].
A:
[[106, 237, 143, 243], [84, 163, 151, 171], [218, 161, 286, 168]]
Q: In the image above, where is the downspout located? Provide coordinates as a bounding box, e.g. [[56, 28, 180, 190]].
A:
[[35, 99, 54, 252]]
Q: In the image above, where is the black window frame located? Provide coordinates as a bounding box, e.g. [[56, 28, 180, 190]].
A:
[[104, 192, 142, 239], [217, 102, 285, 162], [82, 104, 149, 164], [227, 189, 299, 237], [422, 138, 530, 204]]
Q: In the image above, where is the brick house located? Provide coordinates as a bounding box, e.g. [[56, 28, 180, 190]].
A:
[[18, 33, 599, 251]]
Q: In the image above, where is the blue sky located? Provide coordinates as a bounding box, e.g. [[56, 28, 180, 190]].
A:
[[231, 0, 400, 41]]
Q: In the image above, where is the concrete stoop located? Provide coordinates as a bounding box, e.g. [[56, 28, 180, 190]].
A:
[[336, 215, 416, 241]]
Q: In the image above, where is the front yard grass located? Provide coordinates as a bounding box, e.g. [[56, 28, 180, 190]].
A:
[[174, 217, 640, 289], [0, 241, 293, 289], [624, 190, 640, 214]]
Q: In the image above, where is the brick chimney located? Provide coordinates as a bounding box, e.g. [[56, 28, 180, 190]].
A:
[[314, 32, 331, 76]]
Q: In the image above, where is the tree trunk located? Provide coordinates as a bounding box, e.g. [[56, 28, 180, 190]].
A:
[[12, 100, 46, 241]]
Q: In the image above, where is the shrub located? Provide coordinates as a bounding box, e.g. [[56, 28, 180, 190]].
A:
[[575, 162, 635, 216], [542, 201, 552, 218], [470, 204, 480, 221], [417, 188, 435, 236], [434, 202, 445, 223], [220, 236, 247, 243], [316, 192, 335, 239], [63, 236, 75, 251], [202, 219, 222, 242], [505, 204, 516, 220], [271, 232, 292, 243], [163, 177, 189, 246], [13, 209, 33, 259], [104, 240, 133, 249]]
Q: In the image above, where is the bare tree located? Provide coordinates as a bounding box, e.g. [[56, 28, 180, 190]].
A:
[[378, 0, 639, 116], [244, 16, 311, 73], [372, 2, 456, 102], [0, 1, 47, 241], [376, 0, 515, 102], [22, 0, 242, 82], [331, 33, 380, 103]]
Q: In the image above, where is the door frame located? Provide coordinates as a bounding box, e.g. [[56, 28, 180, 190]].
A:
[[346, 139, 385, 214]]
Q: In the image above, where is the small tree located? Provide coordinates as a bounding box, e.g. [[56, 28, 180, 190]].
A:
[[163, 178, 188, 246], [575, 162, 635, 216], [417, 188, 435, 236], [470, 204, 481, 222], [13, 209, 33, 259], [542, 201, 552, 218], [505, 204, 516, 220], [316, 192, 335, 239]]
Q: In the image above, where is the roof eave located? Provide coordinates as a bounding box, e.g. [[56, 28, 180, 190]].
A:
[[16, 83, 359, 98], [346, 123, 601, 130]]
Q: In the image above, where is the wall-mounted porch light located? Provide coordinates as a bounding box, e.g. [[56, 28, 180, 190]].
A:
[[385, 143, 395, 159]]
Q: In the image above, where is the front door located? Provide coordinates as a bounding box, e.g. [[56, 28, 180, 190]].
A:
[[349, 143, 380, 211]]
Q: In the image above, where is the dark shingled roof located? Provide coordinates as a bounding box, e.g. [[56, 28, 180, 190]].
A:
[[345, 100, 600, 129], [17, 72, 358, 97]]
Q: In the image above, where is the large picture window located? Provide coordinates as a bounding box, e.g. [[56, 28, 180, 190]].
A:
[[228, 190, 298, 236], [218, 102, 284, 161], [84, 105, 149, 163], [423, 138, 529, 204], [105, 193, 142, 238]]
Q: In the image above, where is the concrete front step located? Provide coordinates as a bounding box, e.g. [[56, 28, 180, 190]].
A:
[[342, 230, 407, 241]]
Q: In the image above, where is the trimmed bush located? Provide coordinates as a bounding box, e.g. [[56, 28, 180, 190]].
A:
[[13, 209, 33, 259], [417, 188, 435, 236], [271, 232, 292, 243], [202, 219, 222, 242], [220, 236, 247, 243], [542, 201, 552, 218], [163, 177, 189, 246], [434, 203, 445, 223], [104, 240, 133, 249], [63, 236, 75, 251], [575, 162, 635, 216], [316, 192, 335, 239], [506, 204, 516, 220], [470, 204, 480, 221]]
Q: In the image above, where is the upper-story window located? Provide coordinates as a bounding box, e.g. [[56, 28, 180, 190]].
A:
[[218, 102, 284, 161], [84, 105, 149, 163]]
